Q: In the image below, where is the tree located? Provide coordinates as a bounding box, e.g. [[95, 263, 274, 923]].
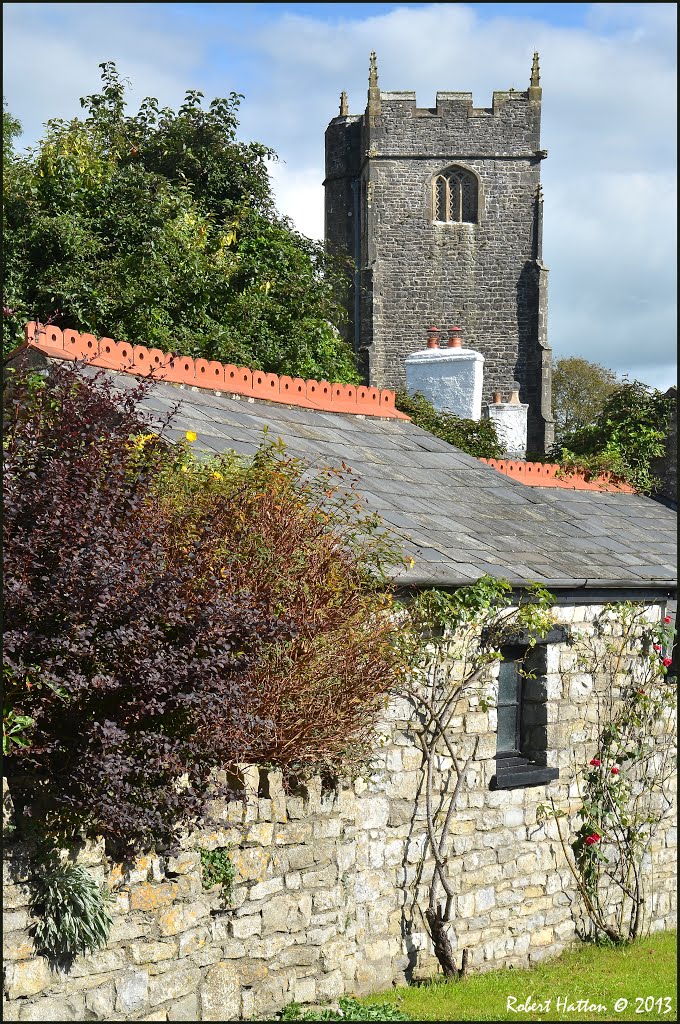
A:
[[551, 380, 674, 494], [552, 357, 619, 439], [2, 65, 359, 383], [3, 98, 21, 168]]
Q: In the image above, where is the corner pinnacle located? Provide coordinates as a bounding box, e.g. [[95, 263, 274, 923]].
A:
[[339, 90, 348, 116], [529, 51, 542, 100], [367, 50, 381, 120], [369, 51, 379, 88]]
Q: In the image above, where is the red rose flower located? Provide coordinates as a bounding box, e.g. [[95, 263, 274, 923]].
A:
[[653, 644, 662, 652], [636, 689, 646, 696], [665, 616, 671, 623], [610, 766, 620, 775], [663, 657, 672, 667], [585, 832, 601, 846], [589, 758, 601, 767]]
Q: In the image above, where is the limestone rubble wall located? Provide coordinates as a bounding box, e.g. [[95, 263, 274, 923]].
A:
[[3, 604, 677, 1021]]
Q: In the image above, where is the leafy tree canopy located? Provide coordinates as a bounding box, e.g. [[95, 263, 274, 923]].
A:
[[551, 380, 674, 494], [3, 99, 21, 168], [2, 64, 359, 383], [552, 356, 619, 440]]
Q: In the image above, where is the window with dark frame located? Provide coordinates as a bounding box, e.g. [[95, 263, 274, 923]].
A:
[[433, 167, 478, 224], [491, 644, 560, 791]]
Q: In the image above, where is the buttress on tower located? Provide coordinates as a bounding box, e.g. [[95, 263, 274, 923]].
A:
[[324, 52, 553, 453]]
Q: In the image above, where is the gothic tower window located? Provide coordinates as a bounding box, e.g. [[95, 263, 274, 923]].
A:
[[433, 167, 478, 224]]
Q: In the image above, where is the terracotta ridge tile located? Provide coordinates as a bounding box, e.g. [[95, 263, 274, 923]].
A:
[[479, 457, 636, 494], [23, 322, 410, 421]]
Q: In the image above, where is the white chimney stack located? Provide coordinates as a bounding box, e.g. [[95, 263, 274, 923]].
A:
[[404, 326, 484, 420], [485, 389, 529, 459]]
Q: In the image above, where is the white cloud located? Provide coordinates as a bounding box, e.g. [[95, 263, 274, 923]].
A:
[[268, 160, 325, 240], [3, 2, 676, 389], [3, 4, 202, 143]]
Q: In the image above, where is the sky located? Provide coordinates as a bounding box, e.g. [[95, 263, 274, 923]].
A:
[[3, 2, 677, 390]]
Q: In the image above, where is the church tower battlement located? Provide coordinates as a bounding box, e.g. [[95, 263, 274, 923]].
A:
[[324, 52, 553, 453]]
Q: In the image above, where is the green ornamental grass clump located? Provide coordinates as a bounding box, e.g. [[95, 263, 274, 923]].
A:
[[31, 862, 114, 962]]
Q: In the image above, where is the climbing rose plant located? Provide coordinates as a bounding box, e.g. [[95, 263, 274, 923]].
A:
[[541, 603, 676, 943]]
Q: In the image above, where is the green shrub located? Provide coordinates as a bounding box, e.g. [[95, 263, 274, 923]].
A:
[[200, 846, 235, 905], [550, 380, 674, 493], [395, 390, 503, 459]]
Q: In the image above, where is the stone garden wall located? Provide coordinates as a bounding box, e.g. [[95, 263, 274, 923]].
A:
[[3, 604, 677, 1021]]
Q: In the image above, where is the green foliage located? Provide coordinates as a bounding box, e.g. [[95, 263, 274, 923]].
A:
[[402, 576, 555, 664], [200, 847, 235, 906], [3, 98, 21, 168], [31, 861, 114, 962], [550, 380, 674, 493], [2, 706, 34, 755], [552, 357, 619, 438], [395, 390, 503, 458], [278, 997, 409, 1021], [2, 65, 359, 383]]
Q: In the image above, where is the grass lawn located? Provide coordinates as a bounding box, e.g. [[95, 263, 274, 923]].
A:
[[360, 931, 678, 1022]]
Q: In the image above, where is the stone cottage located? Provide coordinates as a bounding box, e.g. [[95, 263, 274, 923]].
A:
[[3, 324, 676, 1022]]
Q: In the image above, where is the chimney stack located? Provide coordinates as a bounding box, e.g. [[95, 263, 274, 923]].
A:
[[405, 325, 484, 420], [484, 386, 529, 458]]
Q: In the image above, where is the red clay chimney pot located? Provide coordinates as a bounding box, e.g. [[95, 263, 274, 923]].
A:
[[426, 326, 440, 349], [447, 326, 463, 348]]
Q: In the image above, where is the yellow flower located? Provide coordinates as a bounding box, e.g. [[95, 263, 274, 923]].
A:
[[129, 432, 156, 450], [181, 465, 189, 474], [185, 430, 197, 443], [212, 471, 223, 480]]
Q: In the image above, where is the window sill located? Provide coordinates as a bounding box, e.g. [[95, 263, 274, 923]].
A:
[[491, 756, 559, 790]]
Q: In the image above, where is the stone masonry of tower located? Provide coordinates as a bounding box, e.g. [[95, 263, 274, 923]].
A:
[[324, 54, 554, 453]]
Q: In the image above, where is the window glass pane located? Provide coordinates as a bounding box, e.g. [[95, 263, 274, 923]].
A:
[[498, 660, 519, 703], [448, 178, 460, 222], [435, 178, 446, 220], [461, 173, 478, 222], [497, 704, 519, 753]]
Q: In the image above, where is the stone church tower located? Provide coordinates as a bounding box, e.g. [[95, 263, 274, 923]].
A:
[[324, 53, 553, 453]]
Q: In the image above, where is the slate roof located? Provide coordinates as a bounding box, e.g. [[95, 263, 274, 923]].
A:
[[68, 365, 675, 596]]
